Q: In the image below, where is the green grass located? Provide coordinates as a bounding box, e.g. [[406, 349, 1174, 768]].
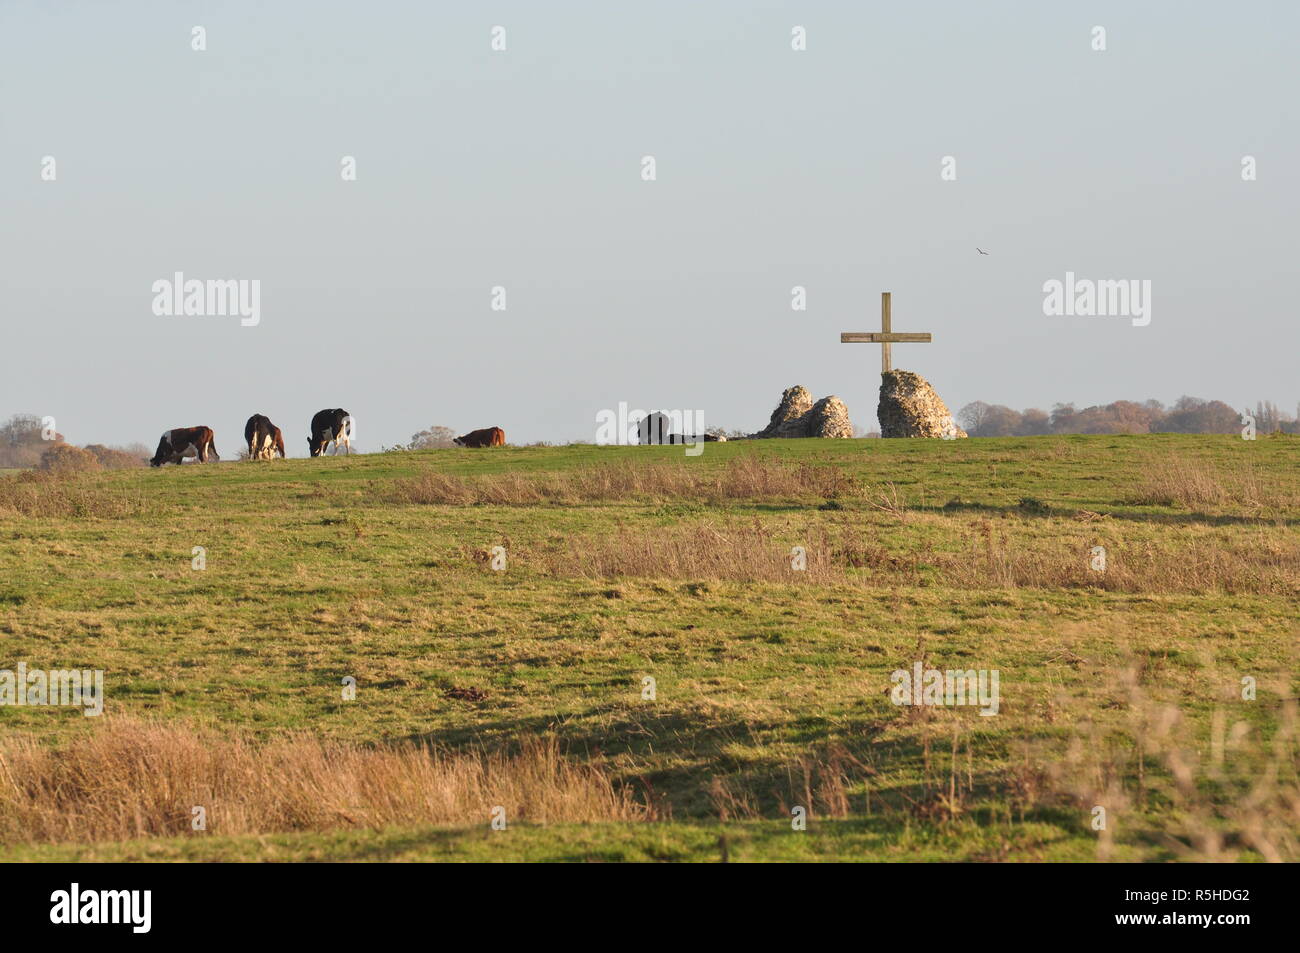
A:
[[1, 435, 1297, 861], [5, 818, 1135, 863]]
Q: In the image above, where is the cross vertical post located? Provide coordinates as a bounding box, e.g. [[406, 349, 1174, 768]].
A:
[[880, 292, 891, 373]]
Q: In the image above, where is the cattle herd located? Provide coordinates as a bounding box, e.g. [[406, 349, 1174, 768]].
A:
[[148, 412, 505, 466]]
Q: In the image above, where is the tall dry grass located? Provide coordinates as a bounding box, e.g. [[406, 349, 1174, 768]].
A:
[[1126, 453, 1294, 511], [0, 720, 650, 845], [945, 520, 1300, 595], [391, 456, 857, 506], [0, 470, 143, 519], [518, 519, 1299, 595], [532, 521, 897, 584]]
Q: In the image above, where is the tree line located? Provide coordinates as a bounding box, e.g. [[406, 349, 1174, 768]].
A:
[[955, 397, 1299, 437], [0, 414, 151, 471]]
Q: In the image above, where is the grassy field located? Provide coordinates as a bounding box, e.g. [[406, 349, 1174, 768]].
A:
[[1, 434, 1297, 861]]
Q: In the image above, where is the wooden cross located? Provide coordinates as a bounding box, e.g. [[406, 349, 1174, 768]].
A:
[[840, 292, 932, 373]]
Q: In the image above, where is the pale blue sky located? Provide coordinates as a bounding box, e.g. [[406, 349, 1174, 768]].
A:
[[2, 1, 1296, 452]]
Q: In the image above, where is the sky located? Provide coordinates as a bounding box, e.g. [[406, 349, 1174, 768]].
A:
[[2, 1, 1297, 453]]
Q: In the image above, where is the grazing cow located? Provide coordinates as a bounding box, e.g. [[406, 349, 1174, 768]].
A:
[[309, 408, 353, 457], [453, 427, 506, 448], [150, 427, 218, 466], [244, 414, 286, 460]]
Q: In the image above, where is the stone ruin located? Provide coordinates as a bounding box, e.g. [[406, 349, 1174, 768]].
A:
[[749, 386, 854, 439], [877, 370, 967, 438]]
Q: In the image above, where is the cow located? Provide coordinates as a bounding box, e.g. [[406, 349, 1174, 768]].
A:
[[244, 414, 286, 460], [309, 408, 353, 457], [150, 427, 219, 466], [453, 427, 506, 448]]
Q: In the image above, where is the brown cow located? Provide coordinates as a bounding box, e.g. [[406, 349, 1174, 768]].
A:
[[244, 414, 286, 460], [453, 427, 505, 448], [151, 427, 219, 466]]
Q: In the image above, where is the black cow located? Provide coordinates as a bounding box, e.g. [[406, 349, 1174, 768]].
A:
[[309, 408, 352, 457]]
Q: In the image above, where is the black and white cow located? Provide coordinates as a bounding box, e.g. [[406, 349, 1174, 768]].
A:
[[150, 427, 219, 466], [309, 408, 352, 457]]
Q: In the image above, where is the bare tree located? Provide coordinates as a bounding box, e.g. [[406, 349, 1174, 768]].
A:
[[410, 425, 457, 449], [956, 401, 992, 436], [1018, 408, 1051, 436], [0, 414, 60, 468]]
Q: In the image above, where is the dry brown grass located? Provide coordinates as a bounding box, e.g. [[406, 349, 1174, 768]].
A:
[[516, 518, 1300, 595], [39, 444, 100, 474], [0, 470, 143, 519], [1126, 453, 1292, 511], [525, 521, 909, 584], [945, 520, 1300, 595], [391, 456, 858, 506], [0, 719, 650, 845]]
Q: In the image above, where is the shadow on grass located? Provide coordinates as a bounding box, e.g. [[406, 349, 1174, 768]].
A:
[[391, 705, 1077, 827], [933, 499, 1295, 528]]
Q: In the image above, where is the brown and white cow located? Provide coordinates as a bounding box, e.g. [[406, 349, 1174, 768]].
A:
[[309, 408, 353, 457], [244, 414, 286, 460], [150, 427, 219, 466], [453, 427, 505, 448]]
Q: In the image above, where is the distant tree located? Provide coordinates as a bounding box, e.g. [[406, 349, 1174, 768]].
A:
[[0, 414, 61, 468], [1254, 401, 1283, 434], [409, 425, 457, 449], [1200, 401, 1240, 434], [1066, 405, 1117, 434], [1107, 400, 1160, 433], [980, 405, 1023, 437], [957, 401, 992, 435], [1155, 397, 1238, 434], [1018, 408, 1051, 436], [0, 413, 43, 444], [1049, 403, 1078, 433]]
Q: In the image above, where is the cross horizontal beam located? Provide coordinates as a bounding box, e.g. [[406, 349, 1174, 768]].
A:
[[840, 332, 932, 344]]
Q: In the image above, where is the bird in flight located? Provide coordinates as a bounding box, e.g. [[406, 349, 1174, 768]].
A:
[[976, 247, 989, 255]]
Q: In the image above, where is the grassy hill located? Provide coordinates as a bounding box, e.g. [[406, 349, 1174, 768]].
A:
[[1, 434, 1297, 861]]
